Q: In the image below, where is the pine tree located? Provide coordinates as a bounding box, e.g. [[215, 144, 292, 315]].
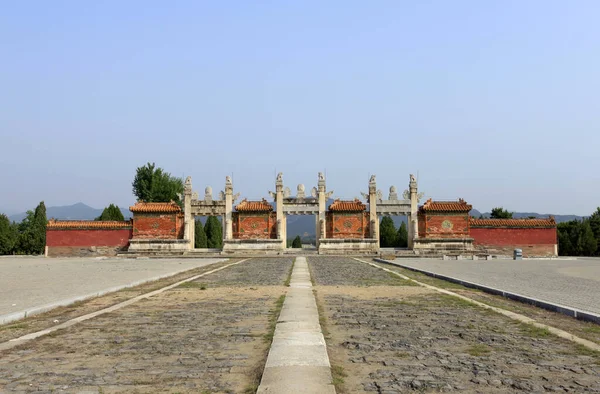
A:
[[32, 201, 47, 254], [96, 204, 125, 221], [205, 216, 223, 248], [0, 214, 18, 255], [558, 230, 573, 256], [292, 235, 302, 248], [195, 219, 208, 248], [17, 202, 47, 255], [579, 221, 598, 256], [396, 221, 408, 248], [588, 208, 600, 255], [379, 217, 397, 247], [132, 162, 184, 205], [490, 207, 513, 219]]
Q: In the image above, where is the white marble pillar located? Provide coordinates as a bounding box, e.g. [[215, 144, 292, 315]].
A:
[[317, 173, 327, 245], [368, 176, 379, 248], [183, 176, 194, 250], [408, 174, 418, 249], [224, 176, 233, 240], [276, 173, 285, 248]]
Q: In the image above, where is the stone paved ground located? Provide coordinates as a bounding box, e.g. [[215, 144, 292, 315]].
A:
[[0, 256, 226, 320], [0, 258, 293, 393], [390, 258, 600, 315], [309, 257, 600, 393]]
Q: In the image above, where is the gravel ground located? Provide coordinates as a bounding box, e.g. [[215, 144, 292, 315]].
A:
[[0, 258, 291, 393], [308, 257, 412, 286], [310, 257, 600, 393]]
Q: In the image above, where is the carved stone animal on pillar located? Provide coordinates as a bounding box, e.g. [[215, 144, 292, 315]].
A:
[[276, 172, 283, 183], [388, 186, 398, 200], [311, 187, 317, 198], [226, 175, 232, 186], [297, 184, 306, 198], [184, 176, 192, 193], [319, 172, 325, 181]]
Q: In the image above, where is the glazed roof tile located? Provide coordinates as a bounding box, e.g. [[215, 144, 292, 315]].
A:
[[419, 198, 472, 213], [47, 219, 132, 229], [329, 199, 367, 212], [129, 201, 182, 213], [470, 217, 556, 228], [235, 199, 273, 212]]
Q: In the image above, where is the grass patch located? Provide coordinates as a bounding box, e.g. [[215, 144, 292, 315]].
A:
[[583, 324, 600, 334], [177, 282, 207, 290], [283, 260, 295, 287], [0, 323, 28, 331], [331, 364, 348, 387], [519, 323, 551, 338], [466, 344, 492, 356], [263, 295, 286, 343]]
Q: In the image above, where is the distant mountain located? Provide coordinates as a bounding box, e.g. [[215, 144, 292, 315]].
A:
[[8, 203, 132, 223]]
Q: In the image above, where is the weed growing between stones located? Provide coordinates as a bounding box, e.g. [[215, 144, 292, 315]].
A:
[[466, 343, 492, 356], [283, 259, 295, 287]]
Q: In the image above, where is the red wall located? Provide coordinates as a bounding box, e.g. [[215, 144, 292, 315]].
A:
[[326, 212, 369, 239], [46, 229, 132, 247], [132, 213, 183, 239], [419, 213, 470, 238], [233, 212, 277, 239], [470, 227, 556, 246]]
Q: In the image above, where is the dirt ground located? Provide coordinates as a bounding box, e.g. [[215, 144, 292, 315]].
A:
[[308, 257, 600, 393], [0, 258, 293, 393]]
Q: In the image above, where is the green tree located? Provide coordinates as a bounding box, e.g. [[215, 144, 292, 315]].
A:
[[132, 162, 184, 204], [195, 219, 208, 248], [0, 214, 18, 255], [579, 221, 598, 256], [379, 216, 397, 247], [292, 235, 302, 248], [17, 202, 47, 255], [490, 207, 513, 219], [205, 216, 223, 249], [396, 221, 408, 248], [588, 207, 600, 255], [557, 228, 573, 256], [95, 204, 125, 221]]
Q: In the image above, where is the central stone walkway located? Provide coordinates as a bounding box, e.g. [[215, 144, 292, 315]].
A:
[[258, 256, 335, 393]]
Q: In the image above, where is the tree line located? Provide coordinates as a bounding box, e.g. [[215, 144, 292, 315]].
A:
[[557, 208, 599, 256], [0, 202, 47, 255]]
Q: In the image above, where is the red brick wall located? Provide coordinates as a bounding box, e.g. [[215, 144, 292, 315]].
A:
[[132, 213, 181, 239], [233, 212, 276, 239], [470, 227, 557, 256], [46, 229, 132, 247], [326, 212, 369, 239], [420, 212, 470, 238], [46, 229, 132, 257]]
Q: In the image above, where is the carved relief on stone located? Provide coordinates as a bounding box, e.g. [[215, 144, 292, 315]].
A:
[[417, 192, 425, 202], [325, 190, 334, 198], [232, 192, 240, 202], [268, 191, 276, 200], [360, 192, 369, 201], [388, 186, 398, 200], [297, 184, 305, 198], [311, 187, 317, 198], [402, 189, 410, 200], [283, 187, 291, 198], [376, 190, 383, 202]]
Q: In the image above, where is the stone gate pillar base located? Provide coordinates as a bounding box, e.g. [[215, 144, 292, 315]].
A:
[[222, 239, 284, 254], [317, 238, 378, 255], [412, 238, 474, 256]]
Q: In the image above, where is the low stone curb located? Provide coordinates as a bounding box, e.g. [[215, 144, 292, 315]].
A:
[[0, 258, 228, 326], [373, 258, 600, 325]]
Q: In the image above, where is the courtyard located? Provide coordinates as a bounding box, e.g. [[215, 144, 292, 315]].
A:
[[0, 257, 598, 393]]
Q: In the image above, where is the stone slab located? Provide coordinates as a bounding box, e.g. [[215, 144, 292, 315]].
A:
[[0, 256, 226, 325], [258, 256, 335, 393], [376, 257, 600, 323]]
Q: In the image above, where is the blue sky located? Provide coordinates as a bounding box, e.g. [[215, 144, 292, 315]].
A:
[[1, 1, 599, 215]]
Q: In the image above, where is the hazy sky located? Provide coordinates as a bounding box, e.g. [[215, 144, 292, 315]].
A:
[[1, 1, 599, 216]]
